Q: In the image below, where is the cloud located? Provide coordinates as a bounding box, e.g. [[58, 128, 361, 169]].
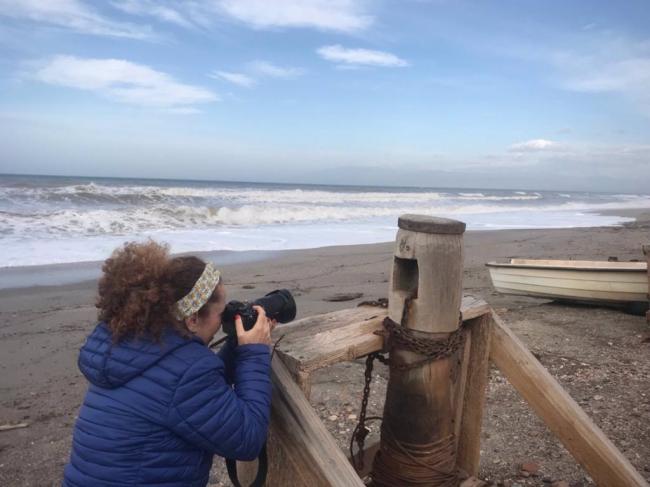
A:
[[557, 54, 650, 93], [293, 142, 650, 192], [165, 107, 202, 115], [0, 0, 155, 39], [35, 55, 218, 109], [216, 0, 372, 32], [110, 0, 194, 28], [446, 24, 650, 118], [532, 143, 650, 180], [209, 70, 256, 87], [84, 0, 374, 33], [0, 0, 374, 39], [509, 139, 558, 152], [559, 55, 650, 113], [490, 141, 650, 182], [248, 60, 305, 78], [209, 62, 304, 89], [543, 36, 650, 117], [317, 45, 409, 67]]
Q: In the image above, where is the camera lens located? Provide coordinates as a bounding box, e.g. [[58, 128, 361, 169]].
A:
[[220, 289, 296, 336], [253, 289, 297, 324]]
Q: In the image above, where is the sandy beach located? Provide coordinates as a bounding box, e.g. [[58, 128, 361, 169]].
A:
[[1, 210, 649, 486]]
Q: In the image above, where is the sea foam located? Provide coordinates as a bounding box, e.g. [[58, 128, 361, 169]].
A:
[[1, 175, 648, 267]]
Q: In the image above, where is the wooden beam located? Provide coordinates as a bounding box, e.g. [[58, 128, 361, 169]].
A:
[[276, 306, 383, 340], [274, 295, 490, 382], [453, 332, 471, 448], [237, 355, 365, 487], [489, 312, 648, 487], [642, 245, 650, 323], [294, 369, 312, 398], [274, 307, 386, 381], [456, 313, 492, 477]]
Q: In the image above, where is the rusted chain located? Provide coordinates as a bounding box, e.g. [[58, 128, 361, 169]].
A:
[[350, 352, 387, 471], [379, 314, 465, 371], [350, 295, 466, 481]]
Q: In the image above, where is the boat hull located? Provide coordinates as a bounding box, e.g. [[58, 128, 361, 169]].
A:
[[486, 260, 648, 304]]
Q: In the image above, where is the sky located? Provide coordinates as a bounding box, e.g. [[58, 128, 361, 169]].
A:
[[0, 0, 649, 192]]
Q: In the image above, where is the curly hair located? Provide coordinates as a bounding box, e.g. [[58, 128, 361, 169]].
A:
[[96, 240, 220, 342]]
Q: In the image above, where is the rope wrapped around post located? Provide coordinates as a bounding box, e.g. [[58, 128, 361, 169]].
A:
[[372, 424, 458, 487], [350, 312, 466, 484]]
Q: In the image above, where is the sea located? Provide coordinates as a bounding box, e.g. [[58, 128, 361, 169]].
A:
[[2, 173, 650, 269]]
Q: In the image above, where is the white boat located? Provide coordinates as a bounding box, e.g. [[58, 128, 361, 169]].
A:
[[486, 258, 648, 305]]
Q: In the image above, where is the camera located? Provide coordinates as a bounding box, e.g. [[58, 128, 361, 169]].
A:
[[221, 289, 297, 336]]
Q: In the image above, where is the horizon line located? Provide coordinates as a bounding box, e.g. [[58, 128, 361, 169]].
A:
[[0, 171, 641, 196]]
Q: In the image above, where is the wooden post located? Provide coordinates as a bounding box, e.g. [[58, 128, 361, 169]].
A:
[[489, 312, 649, 487], [643, 245, 650, 324], [371, 214, 466, 485], [456, 313, 492, 477]]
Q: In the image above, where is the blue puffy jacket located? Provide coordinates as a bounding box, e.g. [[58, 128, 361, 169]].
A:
[[63, 323, 272, 487]]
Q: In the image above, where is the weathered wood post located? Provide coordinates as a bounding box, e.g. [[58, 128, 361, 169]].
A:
[[643, 245, 650, 324], [371, 214, 466, 486], [236, 356, 365, 486]]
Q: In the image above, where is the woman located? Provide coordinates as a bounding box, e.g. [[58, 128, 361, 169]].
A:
[[63, 240, 274, 487]]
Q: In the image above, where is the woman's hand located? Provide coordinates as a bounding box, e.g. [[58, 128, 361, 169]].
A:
[[235, 305, 275, 346]]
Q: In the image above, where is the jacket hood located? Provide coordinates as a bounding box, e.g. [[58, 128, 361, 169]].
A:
[[78, 322, 201, 388]]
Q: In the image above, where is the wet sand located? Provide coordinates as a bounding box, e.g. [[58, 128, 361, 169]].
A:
[[1, 210, 649, 486]]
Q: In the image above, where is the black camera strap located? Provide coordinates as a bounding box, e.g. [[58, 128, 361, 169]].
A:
[[225, 442, 268, 487]]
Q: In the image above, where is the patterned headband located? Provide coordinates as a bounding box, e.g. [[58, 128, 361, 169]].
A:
[[174, 263, 221, 320]]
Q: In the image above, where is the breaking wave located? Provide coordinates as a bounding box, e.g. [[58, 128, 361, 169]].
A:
[[1, 175, 649, 266]]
